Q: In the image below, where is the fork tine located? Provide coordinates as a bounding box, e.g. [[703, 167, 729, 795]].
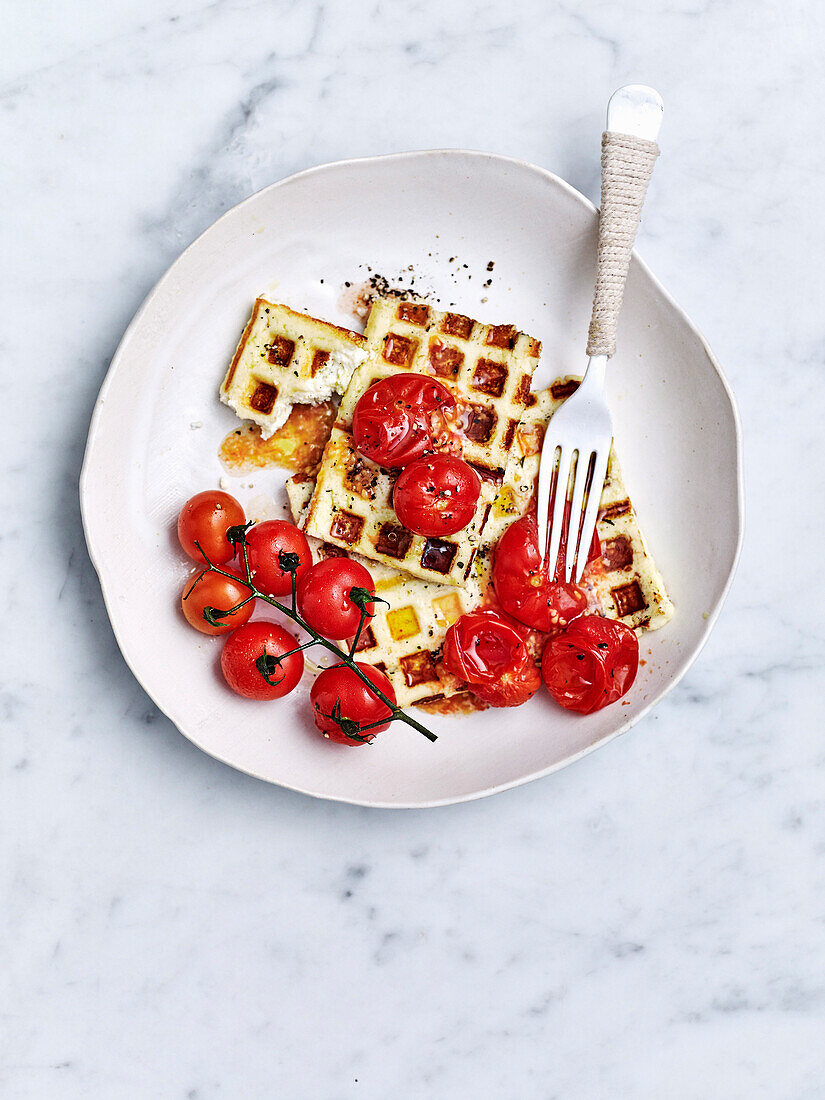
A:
[[535, 446, 555, 568], [573, 449, 609, 583], [546, 447, 573, 580], [564, 450, 592, 581]]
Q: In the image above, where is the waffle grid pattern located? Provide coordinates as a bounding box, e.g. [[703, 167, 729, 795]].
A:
[[303, 298, 541, 585]]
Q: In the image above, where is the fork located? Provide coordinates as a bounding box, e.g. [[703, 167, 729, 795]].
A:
[[537, 84, 663, 582]]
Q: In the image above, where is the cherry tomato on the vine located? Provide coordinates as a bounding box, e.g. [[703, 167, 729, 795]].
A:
[[310, 662, 397, 744], [442, 609, 541, 708], [297, 557, 377, 641], [177, 490, 245, 565], [352, 375, 458, 468], [181, 568, 254, 636], [244, 520, 312, 596], [493, 514, 588, 634], [220, 621, 303, 700], [541, 615, 639, 714], [393, 454, 481, 537]]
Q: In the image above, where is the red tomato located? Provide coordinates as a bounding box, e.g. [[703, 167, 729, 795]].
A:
[[493, 514, 588, 634], [393, 454, 481, 536], [244, 520, 312, 596], [541, 615, 639, 714], [352, 375, 458, 467], [297, 558, 376, 640], [220, 621, 303, 700], [442, 610, 541, 707], [310, 663, 397, 744], [177, 491, 245, 564], [181, 568, 254, 636]]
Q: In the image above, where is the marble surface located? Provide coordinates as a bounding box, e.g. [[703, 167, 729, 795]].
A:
[[2, 1, 824, 1096]]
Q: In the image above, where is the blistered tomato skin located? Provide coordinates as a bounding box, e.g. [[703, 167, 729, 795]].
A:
[[393, 454, 481, 536], [541, 615, 639, 714], [442, 610, 541, 707], [221, 621, 303, 700], [244, 520, 312, 596], [352, 375, 458, 468], [310, 663, 397, 744], [493, 514, 588, 634], [177, 490, 245, 564]]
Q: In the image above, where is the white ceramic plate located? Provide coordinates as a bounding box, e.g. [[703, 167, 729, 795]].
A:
[[81, 150, 743, 808]]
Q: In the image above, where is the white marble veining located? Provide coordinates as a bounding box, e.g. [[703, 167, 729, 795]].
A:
[[2, 1, 824, 1096]]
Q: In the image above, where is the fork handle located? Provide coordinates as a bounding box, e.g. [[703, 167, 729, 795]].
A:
[[586, 131, 659, 358]]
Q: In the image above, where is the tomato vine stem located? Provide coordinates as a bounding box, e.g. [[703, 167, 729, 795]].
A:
[[192, 538, 437, 743]]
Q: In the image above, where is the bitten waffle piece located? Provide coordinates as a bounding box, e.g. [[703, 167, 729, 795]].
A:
[[286, 474, 477, 707], [495, 383, 675, 632], [303, 297, 542, 585], [220, 298, 367, 438]]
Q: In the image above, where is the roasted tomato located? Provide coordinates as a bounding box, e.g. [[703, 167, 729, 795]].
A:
[[220, 621, 303, 700], [352, 375, 458, 467], [442, 610, 541, 708], [297, 557, 377, 641], [541, 615, 639, 713], [181, 568, 254, 636], [244, 520, 312, 596], [393, 454, 481, 536], [177, 490, 245, 564], [493, 514, 588, 634], [310, 663, 397, 744]]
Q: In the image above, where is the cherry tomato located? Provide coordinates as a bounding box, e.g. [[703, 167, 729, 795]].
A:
[[493, 514, 588, 634], [352, 375, 457, 467], [244, 520, 312, 596], [181, 568, 254, 636], [393, 454, 481, 537], [310, 663, 397, 744], [541, 615, 639, 714], [220, 621, 303, 700], [178, 490, 245, 565], [297, 558, 376, 640], [442, 610, 541, 708]]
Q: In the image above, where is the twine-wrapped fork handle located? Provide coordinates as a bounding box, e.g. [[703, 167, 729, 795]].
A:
[[586, 131, 659, 358]]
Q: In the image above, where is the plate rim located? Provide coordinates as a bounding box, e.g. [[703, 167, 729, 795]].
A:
[[80, 148, 745, 808]]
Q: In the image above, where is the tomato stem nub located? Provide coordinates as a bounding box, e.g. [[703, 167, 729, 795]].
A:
[[255, 647, 286, 686]]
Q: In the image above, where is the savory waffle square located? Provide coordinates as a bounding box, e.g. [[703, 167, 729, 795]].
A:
[[302, 297, 542, 585], [287, 474, 478, 706], [491, 381, 675, 632], [220, 298, 367, 438]]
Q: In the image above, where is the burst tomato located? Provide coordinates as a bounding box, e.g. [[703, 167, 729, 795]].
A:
[[220, 621, 303, 700], [493, 514, 588, 634], [442, 610, 541, 707], [393, 454, 481, 536], [244, 520, 312, 596], [177, 490, 245, 564], [310, 663, 397, 744], [352, 375, 458, 467], [297, 558, 377, 640], [541, 615, 639, 713], [181, 568, 254, 636]]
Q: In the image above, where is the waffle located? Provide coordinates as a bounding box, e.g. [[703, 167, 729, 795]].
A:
[[220, 298, 367, 438], [302, 297, 542, 585], [287, 474, 476, 706]]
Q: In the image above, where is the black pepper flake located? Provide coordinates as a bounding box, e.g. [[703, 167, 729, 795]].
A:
[[487, 261, 495, 271]]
